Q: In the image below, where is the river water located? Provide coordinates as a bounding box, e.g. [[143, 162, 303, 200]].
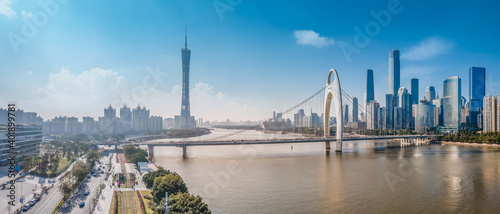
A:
[[151, 129, 500, 213]]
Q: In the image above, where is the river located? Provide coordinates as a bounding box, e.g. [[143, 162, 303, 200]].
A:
[[151, 129, 500, 213]]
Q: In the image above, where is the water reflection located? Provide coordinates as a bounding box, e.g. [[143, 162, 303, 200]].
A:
[[151, 129, 500, 213]]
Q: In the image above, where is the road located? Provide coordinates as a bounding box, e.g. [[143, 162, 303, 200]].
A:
[[22, 156, 82, 214], [57, 155, 109, 214]]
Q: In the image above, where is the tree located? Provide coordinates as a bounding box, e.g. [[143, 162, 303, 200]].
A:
[[167, 192, 211, 214], [51, 157, 59, 172], [71, 160, 88, 182], [87, 150, 101, 167], [59, 180, 73, 196], [152, 174, 188, 204], [22, 155, 33, 171], [129, 153, 148, 167], [143, 167, 173, 189]]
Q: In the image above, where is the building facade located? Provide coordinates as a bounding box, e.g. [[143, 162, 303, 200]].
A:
[[411, 78, 419, 105], [366, 100, 379, 130], [0, 125, 42, 166], [388, 50, 400, 96], [469, 67, 486, 128], [442, 76, 462, 133], [366, 69, 374, 105]]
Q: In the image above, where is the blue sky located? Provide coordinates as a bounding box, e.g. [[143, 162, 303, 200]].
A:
[[0, 0, 499, 121]]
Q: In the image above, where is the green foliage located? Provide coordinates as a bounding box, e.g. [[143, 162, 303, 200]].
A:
[[129, 153, 148, 167], [58, 180, 73, 196], [71, 160, 89, 182], [167, 193, 211, 214], [152, 174, 188, 204], [439, 131, 500, 144], [143, 167, 174, 189], [86, 150, 101, 167]]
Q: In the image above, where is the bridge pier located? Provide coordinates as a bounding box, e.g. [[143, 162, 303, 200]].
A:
[[335, 140, 342, 152], [148, 145, 155, 160], [325, 141, 331, 151], [182, 145, 187, 159], [114, 145, 117, 151]]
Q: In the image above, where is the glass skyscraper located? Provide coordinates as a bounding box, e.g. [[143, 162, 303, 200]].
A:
[[442, 76, 462, 133], [469, 67, 485, 128], [469, 67, 485, 111], [411, 78, 419, 105], [366, 69, 374, 104], [388, 50, 400, 96]]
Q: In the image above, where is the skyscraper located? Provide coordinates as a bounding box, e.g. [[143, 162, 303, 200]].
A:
[[177, 28, 196, 129], [414, 99, 435, 132], [366, 100, 379, 130], [120, 104, 132, 133], [388, 50, 400, 96], [343, 104, 349, 125], [469, 67, 485, 127], [442, 76, 462, 133], [366, 69, 374, 104], [411, 78, 419, 105], [350, 97, 359, 122], [483, 96, 497, 132], [385, 94, 395, 129], [425, 86, 436, 101], [398, 87, 412, 129], [469, 67, 486, 111]]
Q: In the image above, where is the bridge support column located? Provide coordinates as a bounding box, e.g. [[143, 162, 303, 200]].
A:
[[325, 141, 331, 151], [148, 145, 155, 160], [114, 145, 117, 151], [182, 145, 187, 159], [336, 140, 342, 152]]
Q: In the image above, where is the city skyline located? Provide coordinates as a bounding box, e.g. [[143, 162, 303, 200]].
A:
[[1, 0, 500, 122]]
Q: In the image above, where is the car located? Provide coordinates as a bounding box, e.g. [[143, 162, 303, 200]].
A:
[[84, 190, 89, 195], [23, 204, 30, 212], [34, 196, 40, 202], [29, 199, 37, 206], [87, 175, 91, 179], [79, 201, 85, 208]]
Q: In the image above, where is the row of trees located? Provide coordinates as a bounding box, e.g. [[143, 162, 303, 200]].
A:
[[143, 167, 211, 214], [439, 131, 500, 144], [58, 150, 101, 197]]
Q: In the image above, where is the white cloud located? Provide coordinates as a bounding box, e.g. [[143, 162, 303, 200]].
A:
[[26, 70, 33, 75], [402, 37, 453, 61], [29, 67, 127, 118], [28, 67, 263, 122], [0, 0, 15, 18], [21, 10, 32, 18], [293, 30, 335, 48]]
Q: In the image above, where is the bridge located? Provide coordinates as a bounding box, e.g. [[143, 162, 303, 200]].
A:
[[98, 135, 439, 159], [98, 69, 440, 159]]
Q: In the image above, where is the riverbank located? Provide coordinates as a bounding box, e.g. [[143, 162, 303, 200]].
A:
[[440, 141, 500, 147]]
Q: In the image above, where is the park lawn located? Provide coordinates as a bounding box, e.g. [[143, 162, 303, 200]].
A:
[[46, 158, 69, 175], [139, 190, 155, 214]]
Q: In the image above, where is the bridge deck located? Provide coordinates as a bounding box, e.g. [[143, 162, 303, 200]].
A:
[[99, 135, 438, 147]]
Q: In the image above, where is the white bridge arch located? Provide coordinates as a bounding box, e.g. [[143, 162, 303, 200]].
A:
[[324, 69, 343, 152]]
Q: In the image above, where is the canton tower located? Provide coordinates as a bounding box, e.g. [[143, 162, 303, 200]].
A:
[[180, 28, 192, 129]]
